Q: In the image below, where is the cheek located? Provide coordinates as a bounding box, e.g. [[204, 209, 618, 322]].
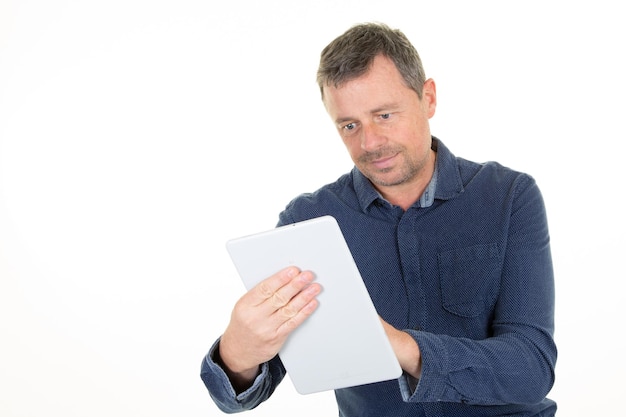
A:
[[341, 138, 362, 161]]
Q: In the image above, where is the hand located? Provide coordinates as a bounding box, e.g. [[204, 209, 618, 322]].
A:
[[380, 317, 422, 379], [218, 266, 322, 390]]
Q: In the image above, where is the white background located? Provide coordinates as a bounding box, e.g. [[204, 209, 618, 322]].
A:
[[1, 1, 624, 416]]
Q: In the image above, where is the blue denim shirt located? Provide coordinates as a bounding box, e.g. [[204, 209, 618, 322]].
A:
[[201, 138, 557, 417]]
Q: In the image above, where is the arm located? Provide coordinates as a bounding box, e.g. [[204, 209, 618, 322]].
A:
[[386, 176, 556, 405]]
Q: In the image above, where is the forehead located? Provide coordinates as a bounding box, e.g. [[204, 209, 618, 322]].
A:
[[322, 56, 417, 117]]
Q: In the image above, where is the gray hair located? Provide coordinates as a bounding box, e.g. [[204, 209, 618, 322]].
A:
[[317, 22, 426, 99]]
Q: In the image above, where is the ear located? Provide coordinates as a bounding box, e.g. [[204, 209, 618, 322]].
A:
[[422, 78, 437, 118]]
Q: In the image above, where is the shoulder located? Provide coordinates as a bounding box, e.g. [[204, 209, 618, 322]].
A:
[[278, 172, 358, 225], [457, 156, 536, 190], [455, 157, 547, 222]]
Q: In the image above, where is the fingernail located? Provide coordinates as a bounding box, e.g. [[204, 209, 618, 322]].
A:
[[306, 282, 321, 294], [299, 271, 314, 283]]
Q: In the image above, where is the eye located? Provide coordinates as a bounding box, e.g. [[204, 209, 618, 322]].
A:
[[340, 122, 359, 137], [380, 113, 391, 120]]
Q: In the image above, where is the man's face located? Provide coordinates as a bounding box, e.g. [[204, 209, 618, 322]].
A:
[[322, 55, 437, 196]]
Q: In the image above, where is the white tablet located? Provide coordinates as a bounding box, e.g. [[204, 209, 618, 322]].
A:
[[225, 215, 402, 394]]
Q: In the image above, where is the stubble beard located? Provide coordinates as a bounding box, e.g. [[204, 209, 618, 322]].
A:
[[358, 146, 426, 188]]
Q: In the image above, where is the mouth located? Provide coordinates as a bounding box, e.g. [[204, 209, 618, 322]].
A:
[[368, 153, 399, 171]]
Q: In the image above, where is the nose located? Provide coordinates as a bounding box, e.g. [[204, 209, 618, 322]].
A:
[[360, 123, 386, 152]]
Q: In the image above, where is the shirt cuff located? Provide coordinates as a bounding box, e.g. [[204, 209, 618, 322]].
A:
[[398, 330, 451, 403], [200, 338, 271, 411]]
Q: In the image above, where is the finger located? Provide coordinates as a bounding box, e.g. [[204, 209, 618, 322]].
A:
[[266, 270, 316, 311], [249, 267, 316, 314], [247, 266, 301, 305], [273, 281, 322, 322], [275, 290, 321, 337]]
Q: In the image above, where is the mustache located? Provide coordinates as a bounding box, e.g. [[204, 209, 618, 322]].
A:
[[358, 146, 402, 163]]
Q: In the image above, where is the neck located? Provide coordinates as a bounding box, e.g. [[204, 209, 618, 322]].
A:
[[377, 149, 436, 211]]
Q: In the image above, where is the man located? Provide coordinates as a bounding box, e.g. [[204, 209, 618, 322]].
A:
[[201, 22, 557, 416]]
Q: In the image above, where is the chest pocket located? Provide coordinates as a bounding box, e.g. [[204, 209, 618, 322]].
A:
[[438, 243, 502, 318]]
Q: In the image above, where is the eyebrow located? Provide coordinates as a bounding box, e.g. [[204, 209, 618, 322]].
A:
[[334, 103, 400, 125], [334, 116, 356, 125]]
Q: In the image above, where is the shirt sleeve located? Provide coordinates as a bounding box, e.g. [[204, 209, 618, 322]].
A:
[[200, 338, 287, 413], [402, 175, 557, 405]]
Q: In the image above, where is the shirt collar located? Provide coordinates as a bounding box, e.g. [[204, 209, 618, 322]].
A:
[[353, 137, 464, 213]]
